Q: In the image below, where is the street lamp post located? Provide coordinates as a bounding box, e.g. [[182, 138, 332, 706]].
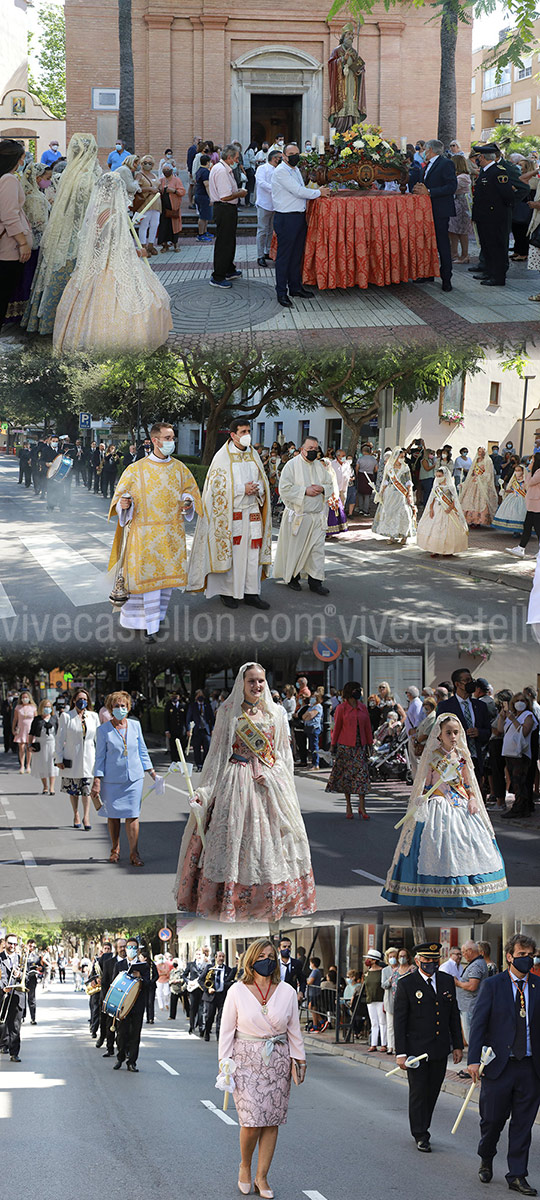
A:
[[519, 376, 536, 458], [135, 381, 143, 445]]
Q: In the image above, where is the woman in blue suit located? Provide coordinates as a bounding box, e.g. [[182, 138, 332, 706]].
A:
[[91, 691, 156, 866]]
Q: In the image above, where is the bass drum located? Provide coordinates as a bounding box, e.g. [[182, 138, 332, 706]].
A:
[[47, 454, 72, 481], [103, 971, 141, 1020]]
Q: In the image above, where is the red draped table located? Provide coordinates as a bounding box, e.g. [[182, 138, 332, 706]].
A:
[[271, 193, 440, 290]]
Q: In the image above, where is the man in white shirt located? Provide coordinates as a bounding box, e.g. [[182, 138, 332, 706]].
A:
[[404, 687, 424, 779], [271, 142, 330, 307], [453, 446, 472, 485], [254, 142, 269, 165], [208, 145, 247, 290], [255, 149, 282, 266], [440, 947, 463, 978]]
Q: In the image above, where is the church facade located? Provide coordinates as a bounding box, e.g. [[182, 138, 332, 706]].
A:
[[65, 0, 472, 161]]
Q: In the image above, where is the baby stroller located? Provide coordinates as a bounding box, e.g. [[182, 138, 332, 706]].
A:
[[369, 726, 412, 784]]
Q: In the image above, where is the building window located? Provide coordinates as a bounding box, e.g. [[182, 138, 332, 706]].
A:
[[439, 375, 466, 418], [471, 114, 476, 130], [483, 65, 511, 90], [489, 381, 501, 407], [91, 87, 120, 110], [298, 419, 311, 443], [274, 421, 283, 442], [515, 57, 532, 81], [514, 97, 532, 124], [257, 422, 265, 444], [471, 75, 476, 93]]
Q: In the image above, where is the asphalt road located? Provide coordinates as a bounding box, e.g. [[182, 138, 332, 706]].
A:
[[0, 747, 536, 922], [0, 456, 534, 655], [5, 978, 540, 1200]]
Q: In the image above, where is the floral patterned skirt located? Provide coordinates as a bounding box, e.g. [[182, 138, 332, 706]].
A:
[[233, 1038, 292, 1126], [61, 776, 92, 797], [326, 743, 370, 797]]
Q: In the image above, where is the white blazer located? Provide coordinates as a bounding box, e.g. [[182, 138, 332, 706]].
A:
[[55, 709, 100, 777]]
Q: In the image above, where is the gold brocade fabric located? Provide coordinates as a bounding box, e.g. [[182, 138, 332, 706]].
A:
[[108, 459, 202, 593]]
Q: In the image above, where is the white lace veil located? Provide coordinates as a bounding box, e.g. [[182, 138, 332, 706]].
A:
[[174, 663, 300, 902], [381, 447, 406, 487], [22, 162, 50, 241], [459, 448, 499, 512], [433, 466, 469, 531], [69, 171, 159, 314], [31, 133, 101, 290], [390, 711, 494, 863]]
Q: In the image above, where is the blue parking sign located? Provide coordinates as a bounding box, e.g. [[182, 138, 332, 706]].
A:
[[79, 412, 91, 429]]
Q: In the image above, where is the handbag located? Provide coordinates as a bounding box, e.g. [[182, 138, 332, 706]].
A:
[[529, 224, 540, 248], [291, 1060, 306, 1085], [30, 741, 41, 753]]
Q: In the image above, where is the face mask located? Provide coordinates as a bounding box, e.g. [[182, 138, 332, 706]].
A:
[[420, 961, 438, 976], [75, 698, 88, 710], [464, 680, 476, 695], [51, 144, 58, 151], [43, 708, 52, 716], [166, 153, 172, 158], [113, 706, 128, 720], [280, 948, 291, 960], [388, 957, 397, 966], [126, 946, 138, 960], [305, 144, 312, 152], [51, 441, 58, 450], [399, 957, 408, 964], [237, 433, 251, 449], [115, 144, 122, 152], [160, 440, 175, 456], [254, 957, 276, 977], [351, 688, 362, 700], [511, 954, 534, 975], [514, 701, 526, 712], [305, 449, 317, 461], [287, 153, 300, 167]]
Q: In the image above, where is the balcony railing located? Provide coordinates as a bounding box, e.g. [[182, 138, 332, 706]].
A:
[[481, 82, 512, 101]]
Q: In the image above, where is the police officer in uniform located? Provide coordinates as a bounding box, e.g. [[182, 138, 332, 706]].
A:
[[471, 144, 516, 287], [394, 941, 463, 1151]]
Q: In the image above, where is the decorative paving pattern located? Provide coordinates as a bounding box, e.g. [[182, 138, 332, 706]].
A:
[[168, 277, 282, 333]]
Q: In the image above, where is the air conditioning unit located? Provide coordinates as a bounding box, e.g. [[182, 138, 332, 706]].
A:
[[92, 88, 119, 111]]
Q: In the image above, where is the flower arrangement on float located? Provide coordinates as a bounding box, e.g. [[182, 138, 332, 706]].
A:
[[299, 123, 406, 171]]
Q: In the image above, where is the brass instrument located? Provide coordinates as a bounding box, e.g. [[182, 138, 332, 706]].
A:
[[109, 518, 131, 608], [0, 946, 29, 1025], [85, 958, 102, 996]]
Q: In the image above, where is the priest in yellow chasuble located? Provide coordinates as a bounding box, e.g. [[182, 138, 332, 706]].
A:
[[108, 421, 202, 639], [187, 418, 272, 609]]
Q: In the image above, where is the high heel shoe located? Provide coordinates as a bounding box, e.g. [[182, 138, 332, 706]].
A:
[[254, 1183, 274, 1199], [359, 809, 370, 820], [238, 1166, 252, 1195]]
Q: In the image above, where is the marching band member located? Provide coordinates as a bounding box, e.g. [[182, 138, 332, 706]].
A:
[[100, 935, 128, 1057], [0, 935, 28, 1061], [113, 938, 152, 1073], [202, 950, 235, 1041], [108, 421, 202, 642]]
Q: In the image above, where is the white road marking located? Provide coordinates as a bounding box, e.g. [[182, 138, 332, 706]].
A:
[[20, 850, 36, 868], [303, 1192, 330, 1200], [156, 1060, 179, 1075], [16, 532, 111, 606], [200, 1099, 237, 1126], [352, 868, 386, 884], [34, 886, 56, 911], [0, 1093, 12, 1118], [5, 810, 16, 820], [1, 897, 39, 908], [0, 581, 15, 619], [86, 510, 110, 522], [11, 828, 24, 841]]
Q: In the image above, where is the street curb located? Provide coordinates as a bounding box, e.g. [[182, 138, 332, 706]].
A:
[[303, 1036, 540, 1123], [465, 566, 532, 594]]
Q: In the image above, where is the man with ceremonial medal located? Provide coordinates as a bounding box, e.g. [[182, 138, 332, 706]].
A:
[[468, 934, 540, 1194], [394, 942, 463, 1152]]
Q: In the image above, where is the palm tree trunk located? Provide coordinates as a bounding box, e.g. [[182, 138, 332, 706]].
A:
[[118, 0, 135, 152], [437, 0, 458, 148]]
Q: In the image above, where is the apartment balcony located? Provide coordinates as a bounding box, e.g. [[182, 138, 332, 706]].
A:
[[481, 82, 512, 104]]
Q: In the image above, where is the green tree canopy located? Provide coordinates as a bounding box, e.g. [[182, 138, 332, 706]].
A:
[[28, 3, 66, 119]]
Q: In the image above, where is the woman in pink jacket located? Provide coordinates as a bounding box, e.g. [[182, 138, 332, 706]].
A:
[[506, 453, 540, 559], [326, 681, 373, 820], [0, 139, 32, 331]]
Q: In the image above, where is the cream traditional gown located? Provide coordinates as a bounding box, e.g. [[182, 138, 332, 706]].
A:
[[53, 171, 172, 353], [108, 453, 202, 633], [459, 451, 499, 526], [273, 454, 333, 583], [416, 468, 468, 555], [187, 441, 272, 599]]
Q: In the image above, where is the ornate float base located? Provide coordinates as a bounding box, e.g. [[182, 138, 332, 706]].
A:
[[306, 159, 408, 193]]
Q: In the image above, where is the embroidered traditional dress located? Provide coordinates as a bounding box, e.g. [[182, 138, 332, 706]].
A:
[[108, 454, 202, 634], [417, 471, 468, 555], [323, 459, 348, 536], [187, 441, 272, 599], [381, 718, 508, 909], [174, 669, 316, 921], [372, 459, 415, 541], [459, 451, 499, 526], [273, 455, 333, 583], [492, 472, 527, 535]]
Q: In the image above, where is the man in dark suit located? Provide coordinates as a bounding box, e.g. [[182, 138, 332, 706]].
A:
[[277, 936, 305, 998], [70, 439, 88, 487], [136, 439, 152, 461], [183, 952, 211, 1034], [394, 941, 463, 1151], [471, 144, 516, 287], [93, 938, 114, 1047], [113, 938, 153, 1072], [91, 442, 106, 495], [202, 950, 235, 1041], [187, 690, 215, 770], [100, 935, 128, 1056], [123, 443, 138, 470], [413, 138, 457, 292], [18, 442, 32, 487], [0, 935, 28, 1061], [164, 691, 187, 760], [468, 933, 540, 1194], [437, 667, 492, 782]]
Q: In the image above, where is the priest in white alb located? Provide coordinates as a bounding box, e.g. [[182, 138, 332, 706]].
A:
[[187, 418, 272, 609], [273, 437, 333, 594], [108, 421, 203, 641]]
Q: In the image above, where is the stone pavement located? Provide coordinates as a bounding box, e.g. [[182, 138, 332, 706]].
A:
[[152, 238, 540, 349]]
